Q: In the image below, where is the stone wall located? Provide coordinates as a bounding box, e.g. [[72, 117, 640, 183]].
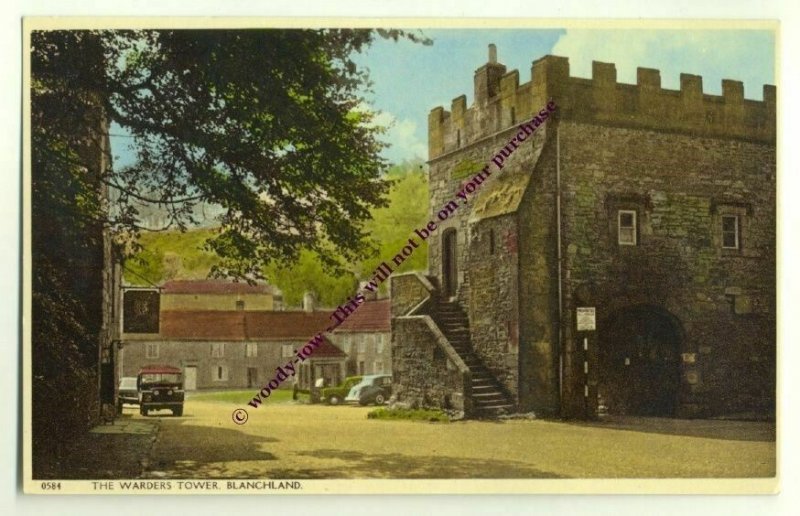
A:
[[121, 339, 304, 390], [516, 136, 562, 415], [466, 213, 520, 400], [558, 120, 776, 418], [390, 317, 472, 415], [390, 272, 435, 317]]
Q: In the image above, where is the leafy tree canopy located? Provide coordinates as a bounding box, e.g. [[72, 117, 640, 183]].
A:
[[31, 28, 430, 281], [126, 160, 429, 306]]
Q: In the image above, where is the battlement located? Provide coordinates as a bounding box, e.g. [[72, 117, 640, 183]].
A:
[[429, 46, 776, 160]]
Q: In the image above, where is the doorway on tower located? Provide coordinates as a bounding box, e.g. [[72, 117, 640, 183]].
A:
[[598, 305, 682, 417]]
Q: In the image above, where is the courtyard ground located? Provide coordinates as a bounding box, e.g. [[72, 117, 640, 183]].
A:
[[128, 394, 775, 479]]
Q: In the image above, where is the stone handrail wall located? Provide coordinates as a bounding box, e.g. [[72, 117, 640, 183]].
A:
[[390, 271, 473, 415]]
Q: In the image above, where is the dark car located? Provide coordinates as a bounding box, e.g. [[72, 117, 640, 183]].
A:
[[347, 374, 392, 406], [117, 376, 139, 413], [322, 376, 363, 405], [137, 365, 185, 417]]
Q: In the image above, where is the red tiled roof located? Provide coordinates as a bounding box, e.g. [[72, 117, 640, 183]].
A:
[[161, 279, 276, 295], [159, 310, 331, 341], [333, 299, 390, 332], [311, 336, 347, 359], [246, 311, 332, 340]]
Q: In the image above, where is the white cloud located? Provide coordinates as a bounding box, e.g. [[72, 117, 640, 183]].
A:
[[372, 110, 428, 163], [551, 29, 774, 100]]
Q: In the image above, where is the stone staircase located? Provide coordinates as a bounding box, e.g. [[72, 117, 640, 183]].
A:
[[434, 299, 515, 417]]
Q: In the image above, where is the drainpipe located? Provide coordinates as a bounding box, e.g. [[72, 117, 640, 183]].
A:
[[556, 125, 564, 414]]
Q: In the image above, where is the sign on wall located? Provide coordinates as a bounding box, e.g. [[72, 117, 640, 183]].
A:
[[576, 307, 596, 331], [123, 289, 160, 334]]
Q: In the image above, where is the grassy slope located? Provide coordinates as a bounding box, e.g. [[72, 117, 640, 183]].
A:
[[125, 164, 430, 307]]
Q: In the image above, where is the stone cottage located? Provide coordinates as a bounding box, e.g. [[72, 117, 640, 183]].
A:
[[329, 298, 392, 376], [391, 45, 775, 419]]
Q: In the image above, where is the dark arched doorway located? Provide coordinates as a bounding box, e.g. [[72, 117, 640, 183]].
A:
[[598, 305, 681, 417], [442, 229, 458, 298]]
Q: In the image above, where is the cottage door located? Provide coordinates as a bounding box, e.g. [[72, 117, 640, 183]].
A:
[[184, 366, 197, 391]]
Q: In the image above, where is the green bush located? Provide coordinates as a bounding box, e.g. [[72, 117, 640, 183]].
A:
[[367, 407, 450, 423]]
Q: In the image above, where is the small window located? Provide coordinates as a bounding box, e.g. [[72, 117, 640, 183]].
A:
[[358, 361, 365, 375], [145, 342, 159, 359], [245, 342, 258, 357], [456, 129, 461, 148], [211, 342, 224, 358], [281, 344, 294, 358], [374, 361, 384, 374], [236, 300, 245, 311], [357, 339, 366, 353], [722, 215, 739, 249], [214, 365, 228, 381], [376, 335, 385, 354], [510, 106, 516, 124], [618, 210, 637, 245]]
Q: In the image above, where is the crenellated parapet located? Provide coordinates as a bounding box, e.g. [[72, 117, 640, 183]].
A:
[[429, 47, 776, 161]]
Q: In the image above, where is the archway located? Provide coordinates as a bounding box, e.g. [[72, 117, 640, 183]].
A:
[[598, 305, 682, 417]]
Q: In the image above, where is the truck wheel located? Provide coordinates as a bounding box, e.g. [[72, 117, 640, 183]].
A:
[[173, 407, 183, 417], [329, 396, 341, 406], [375, 394, 386, 405]]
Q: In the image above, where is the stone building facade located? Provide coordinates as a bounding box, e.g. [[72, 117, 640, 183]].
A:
[[391, 46, 775, 419], [329, 299, 392, 376], [121, 310, 347, 390]]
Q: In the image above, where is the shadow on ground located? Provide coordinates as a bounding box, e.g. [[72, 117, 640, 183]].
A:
[[561, 415, 776, 442], [290, 448, 564, 479], [143, 421, 279, 478]]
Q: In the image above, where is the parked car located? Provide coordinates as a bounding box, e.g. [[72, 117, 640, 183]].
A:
[[116, 376, 139, 413], [322, 376, 363, 405], [345, 374, 392, 406], [137, 365, 185, 417]]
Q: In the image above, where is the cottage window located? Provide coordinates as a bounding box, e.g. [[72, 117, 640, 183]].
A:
[[358, 339, 366, 353], [211, 342, 224, 358], [245, 342, 258, 357], [722, 215, 739, 249], [374, 361, 384, 374], [376, 335, 385, 354], [358, 361, 365, 375], [236, 299, 245, 310], [145, 342, 159, 359], [618, 210, 637, 245], [214, 365, 228, 381], [281, 344, 294, 358]]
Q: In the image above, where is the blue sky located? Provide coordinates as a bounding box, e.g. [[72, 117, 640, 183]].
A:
[[111, 28, 775, 167], [355, 28, 775, 163]]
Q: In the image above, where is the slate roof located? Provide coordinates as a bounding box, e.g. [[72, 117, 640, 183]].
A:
[[469, 126, 548, 222], [333, 299, 391, 333]]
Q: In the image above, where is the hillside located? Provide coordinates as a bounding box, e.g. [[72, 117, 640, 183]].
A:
[[125, 162, 429, 307]]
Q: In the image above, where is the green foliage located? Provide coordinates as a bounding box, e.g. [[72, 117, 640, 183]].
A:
[[127, 161, 430, 306], [451, 158, 483, 180], [366, 407, 450, 423], [189, 389, 305, 404]]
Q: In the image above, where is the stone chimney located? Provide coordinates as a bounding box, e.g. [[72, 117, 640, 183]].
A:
[[474, 43, 506, 106], [359, 281, 378, 301], [302, 291, 315, 313]]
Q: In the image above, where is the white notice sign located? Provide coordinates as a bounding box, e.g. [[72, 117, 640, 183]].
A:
[[576, 307, 596, 331]]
